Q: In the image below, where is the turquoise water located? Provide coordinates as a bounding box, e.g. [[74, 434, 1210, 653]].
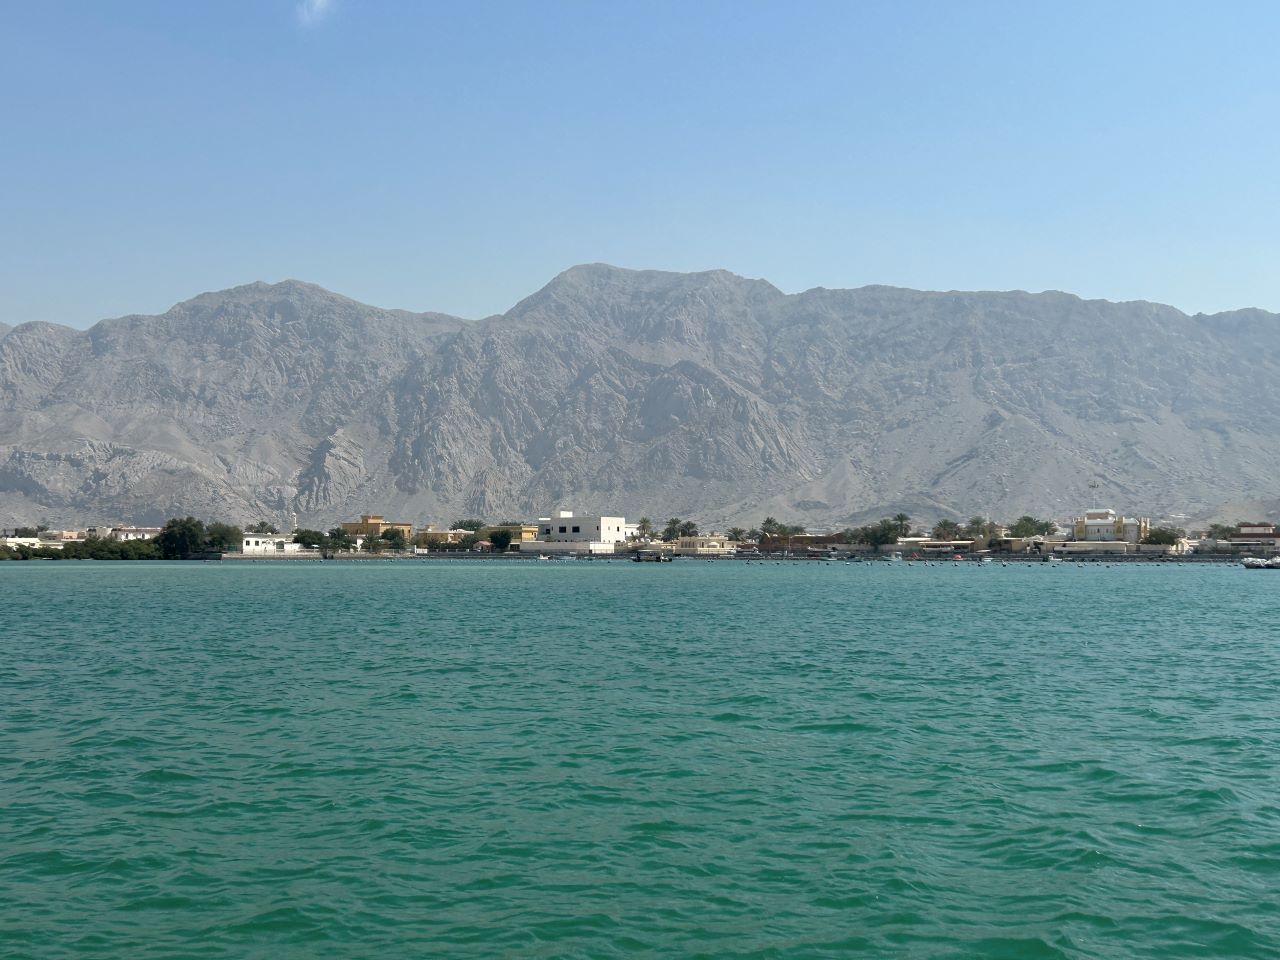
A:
[[2, 559, 1278, 959]]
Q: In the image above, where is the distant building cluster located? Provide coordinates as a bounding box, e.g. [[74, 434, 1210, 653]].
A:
[[8, 507, 1280, 562]]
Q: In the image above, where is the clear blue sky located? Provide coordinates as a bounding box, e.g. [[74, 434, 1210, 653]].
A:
[[4, 1, 1279, 327]]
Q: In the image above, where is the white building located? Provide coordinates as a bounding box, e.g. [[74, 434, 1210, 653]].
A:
[[526, 510, 627, 555], [241, 534, 305, 555], [110, 526, 161, 541], [0, 537, 63, 551]]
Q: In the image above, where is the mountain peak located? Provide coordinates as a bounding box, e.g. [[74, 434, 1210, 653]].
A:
[[172, 278, 357, 313], [5, 266, 1280, 529]]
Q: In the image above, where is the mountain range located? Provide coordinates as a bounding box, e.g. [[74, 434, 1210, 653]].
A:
[[1, 264, 1277, 530]]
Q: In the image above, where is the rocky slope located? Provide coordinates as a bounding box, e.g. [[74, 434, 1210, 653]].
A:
[[1, 266, 1278, 529]]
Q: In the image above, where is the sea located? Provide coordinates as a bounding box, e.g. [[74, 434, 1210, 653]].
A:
[[2, 559, 1278, 959]]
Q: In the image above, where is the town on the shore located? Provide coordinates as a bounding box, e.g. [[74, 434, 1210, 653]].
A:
[[1, 506, 1277, 562]]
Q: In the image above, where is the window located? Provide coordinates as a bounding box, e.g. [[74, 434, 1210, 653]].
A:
[[543, 527, 551, 535], [572, 526, 580, 533], [559, 526, 567, 534]]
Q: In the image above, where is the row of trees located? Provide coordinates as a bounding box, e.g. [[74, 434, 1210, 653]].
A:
[[0, 538, 161, 561]]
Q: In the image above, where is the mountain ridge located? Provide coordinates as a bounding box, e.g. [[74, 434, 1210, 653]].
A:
[[1, 265, 1278, 529]]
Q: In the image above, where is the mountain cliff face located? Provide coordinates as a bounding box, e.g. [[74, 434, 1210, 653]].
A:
[[1, 265, 1277, 529]]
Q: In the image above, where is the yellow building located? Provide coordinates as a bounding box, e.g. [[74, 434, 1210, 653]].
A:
[[341, 514, 414, 540], [479, 524, 539, 544]]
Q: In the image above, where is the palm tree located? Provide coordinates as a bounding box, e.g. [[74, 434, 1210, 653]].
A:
[[678, 520, 698, 537], [662, 518, 682, 542], [893, 513, 911, 537], [636, 517, 654, 540], [727, 527, 746, 542], [933, 518, 960, 539]]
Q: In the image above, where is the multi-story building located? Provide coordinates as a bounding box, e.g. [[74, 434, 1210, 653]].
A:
[[1071, 509, 1149, 544], [529, 510, 627, 555]]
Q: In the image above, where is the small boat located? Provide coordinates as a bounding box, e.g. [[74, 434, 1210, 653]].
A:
[[632, 550, 671, 562]]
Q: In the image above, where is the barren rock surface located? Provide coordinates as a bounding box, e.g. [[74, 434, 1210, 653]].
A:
[[1, 266, 1276, 529]]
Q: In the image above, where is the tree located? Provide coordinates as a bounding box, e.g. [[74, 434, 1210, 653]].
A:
[[362, 534, 384, 554], [1009, 516, 1055, 538], [662, 518, 682, 542], [157, 517, 206, 559], [380, 529, 407, 551], [932, 519, 961, 539], [760, 517, 782, 537], [860, 518, 901, 552], [292, 528, 327, 549], [326, 527, 355, 551], [746, 528, 762, 541], [489, 529, 513, 551], [248, 520, 278, 534], [636, 517, 654, 540], [451, 518, 485, 532], [1142, 526, 1186, 545], [727, 527, 746, 541], [206, 522, 243, 552], [892, 513, 911, 537], [1206, 523, 1237, 540], [678, 520, 698, 537]]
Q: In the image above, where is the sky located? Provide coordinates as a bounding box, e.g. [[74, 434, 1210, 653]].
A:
[[3, 0, 1279, 327]]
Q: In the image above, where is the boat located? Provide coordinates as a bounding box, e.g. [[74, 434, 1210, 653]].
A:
[[632, 550, 672, 562], [1241, 557, 1280, 569]]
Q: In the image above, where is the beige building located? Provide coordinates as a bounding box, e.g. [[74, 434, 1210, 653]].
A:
[[341, 514, 414, 540], [674, 535, 734, 556], [415, 527, 475, 545], [1071, 509, 1149, 543], [479, 524, 539, 544]]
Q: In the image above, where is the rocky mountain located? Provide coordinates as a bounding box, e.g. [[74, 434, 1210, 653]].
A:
[[2, 265, 1278, 530]]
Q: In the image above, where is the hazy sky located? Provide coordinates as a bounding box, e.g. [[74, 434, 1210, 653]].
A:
[[4, 1, 1279, 327]]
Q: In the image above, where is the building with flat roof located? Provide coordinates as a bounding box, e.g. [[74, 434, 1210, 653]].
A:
[[674, 535, 734, 556], [341, 514, 413, 540], [523, 510, 627, 555], [110, 526, 161, 541], [478, 523, 539, 544], [242, 534, 305, 555]]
